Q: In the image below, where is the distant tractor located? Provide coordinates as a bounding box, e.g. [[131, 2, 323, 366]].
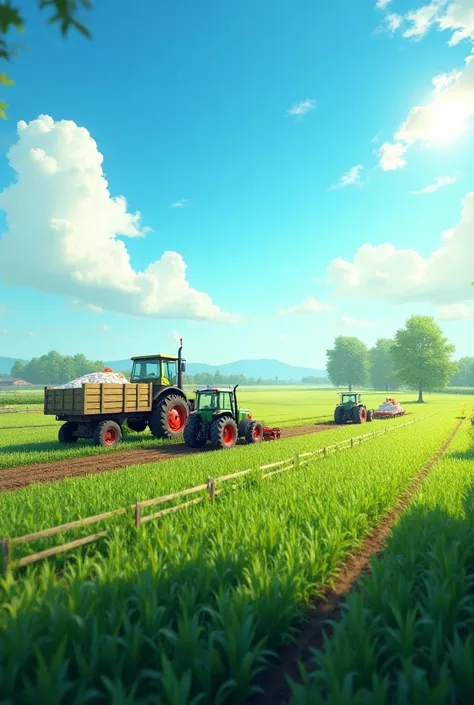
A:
[[183, 385, 264, 450], [334, 392, 373, 425], [46, 340, 195, 448]]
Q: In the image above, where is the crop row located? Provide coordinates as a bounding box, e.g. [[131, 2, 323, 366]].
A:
[[0, 410, 460, 704], [0, 394, 460, 471], [288, 419, 474, 704]]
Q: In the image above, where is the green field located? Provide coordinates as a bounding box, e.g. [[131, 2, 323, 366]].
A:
[[288, 420, 474, 703], [0, 388, 462, 469], [0, 407, 464, 703]]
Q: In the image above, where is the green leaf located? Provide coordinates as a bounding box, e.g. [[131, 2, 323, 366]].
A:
[[0, 71, 14, 86], [0, 100, 8, 119], [0, 3, 24, 34]]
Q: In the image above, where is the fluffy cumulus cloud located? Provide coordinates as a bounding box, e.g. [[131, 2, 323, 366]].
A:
[[0, 116, 236, 322], [280, 296, 335, 315], [327, 189, 474, 306], [377, 1, 474, 169]]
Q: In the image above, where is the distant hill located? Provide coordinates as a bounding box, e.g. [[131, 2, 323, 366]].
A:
[[0, 355, 327, 382], [104, 357, 327, 382]]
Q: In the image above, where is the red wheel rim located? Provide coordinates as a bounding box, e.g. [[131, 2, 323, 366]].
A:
[[361, 408, 367, 421], [104, 427, 117, 445], [252, 425, 262, 440], [168, 405, 186, 432], [223, 423, 236, 445]]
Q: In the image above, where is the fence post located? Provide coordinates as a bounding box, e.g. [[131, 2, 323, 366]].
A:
[[323, 447, 327, 457], [207, 478, 216, 504], [0, 538, 11, 574], [350, 437, 354, 448], [134, 502, 141, 529], [294, 454, 300, 469]]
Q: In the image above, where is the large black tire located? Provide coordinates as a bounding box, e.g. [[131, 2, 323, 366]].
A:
[[149, 394, 189, 439], [93, 420, 122, 448], [210, 416, 238, 450], [127, 418, 148, 433], [352, 405, 367, 424], [183, 413, 207, 448], [58, 421, 78, 444], [367, 409, 373, 423], [334, 406, 344, 424], [245, 420, 264, 444]]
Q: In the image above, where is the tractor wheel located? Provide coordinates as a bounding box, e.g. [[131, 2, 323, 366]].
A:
[[334, 406, 344, 424], [94, 420, 122, 448], [149, 394, 189, 439], [58, 421, 78, 444], [367, 409, 373, 423], [183, 413, 207, 448], [352, 406, 367, 424], [245, 420, 264, 444], [127, 418, 148, 433], [210, 417, 238, 450]]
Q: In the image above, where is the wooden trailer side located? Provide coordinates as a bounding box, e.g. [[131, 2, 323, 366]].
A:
[[44, 383, 153, 416]]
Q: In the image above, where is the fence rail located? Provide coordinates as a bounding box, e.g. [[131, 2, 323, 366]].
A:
[[0, 414, 437, 573]]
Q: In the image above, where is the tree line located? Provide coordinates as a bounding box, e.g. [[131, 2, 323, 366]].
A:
[[326, 315, 460, 402]]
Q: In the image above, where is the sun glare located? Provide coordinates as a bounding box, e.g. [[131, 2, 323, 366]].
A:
[[427, 99, 471, 146]]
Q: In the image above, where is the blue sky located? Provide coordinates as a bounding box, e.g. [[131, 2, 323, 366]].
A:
[[0, 0, 473, 368]]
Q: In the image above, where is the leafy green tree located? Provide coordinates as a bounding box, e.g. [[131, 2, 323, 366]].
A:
[[10, 359, 25, 377], [0, 0, 92, 118], [370, 338, 398, 391], [10, 350, 104, 384], [450, 357, 474, 387], [326, 336, 370, 391], [390, 315, 457, 403]]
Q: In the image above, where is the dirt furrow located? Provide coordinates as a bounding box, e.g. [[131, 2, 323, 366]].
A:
[[250, 417, 465, 705], [0, 423, 332, 493]]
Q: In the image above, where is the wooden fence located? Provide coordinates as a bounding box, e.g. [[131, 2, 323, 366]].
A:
[[0, 414, 436, 573]]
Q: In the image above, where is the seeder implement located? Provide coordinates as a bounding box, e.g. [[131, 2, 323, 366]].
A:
[[263, 426, 281, 441]]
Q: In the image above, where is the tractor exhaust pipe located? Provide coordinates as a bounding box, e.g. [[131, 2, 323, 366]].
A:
[[178, 338, 184, 390], [233, 384, 239, 421]]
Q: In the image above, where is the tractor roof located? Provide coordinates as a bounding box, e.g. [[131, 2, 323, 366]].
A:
[[196, 386, 233, 393], [130, 354, 179, 361]]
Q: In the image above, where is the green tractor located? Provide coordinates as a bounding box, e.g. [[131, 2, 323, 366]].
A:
[[183, 385, 264, 450], [334, 392, 373, 425]]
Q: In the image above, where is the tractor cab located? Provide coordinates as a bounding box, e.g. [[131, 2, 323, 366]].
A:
[[194, 386, 251, 422], [130, 339, 186, 392], [339, 392, 361, 407]]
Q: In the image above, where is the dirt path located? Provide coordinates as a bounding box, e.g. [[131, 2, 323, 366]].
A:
[[0, 423, 332, 493], [250, 417, 465, 705]]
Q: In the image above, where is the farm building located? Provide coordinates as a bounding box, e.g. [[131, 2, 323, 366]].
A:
[[0, 378, 31, 388]]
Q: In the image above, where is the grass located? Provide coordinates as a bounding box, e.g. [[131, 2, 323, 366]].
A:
[[288, 419, 474, 704], [0, 408, 461, 704], [0, 389, 462, 470]]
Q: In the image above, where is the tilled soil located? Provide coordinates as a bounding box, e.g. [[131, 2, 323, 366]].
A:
[[0, 423, 332, 493], [250, 417, 465, 705]]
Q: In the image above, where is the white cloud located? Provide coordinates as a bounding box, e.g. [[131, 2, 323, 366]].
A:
[[103, 323, 109, 333], [411, 175, 456, 194], [286, 99, 316, 117], [376, 0, 392, 9], [327, 189, 474, 306], [437, 302, 474, 320], [330, 164, 363, 189], [386, 13, 403, 31], [440, 0, 474, 46], [377, 141, 408, 170], [338, 315, 377, 329], [0, 116, 236, 323], [403, 0, 449, 39], [69, 299, 104, 313], [280, 296, 335, 316], [171, 199, 188, 208], [170, 331, 182, 343]]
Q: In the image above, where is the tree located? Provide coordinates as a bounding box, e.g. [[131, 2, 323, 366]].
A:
[[370, 338, 398, 391], [0, 1, 92, 118], [390, 315, 457, 403], [10, 359, 25, 378], [449, 357, 474, 387], [10, 350, 104, 384], [326, 336, 370, 391]]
